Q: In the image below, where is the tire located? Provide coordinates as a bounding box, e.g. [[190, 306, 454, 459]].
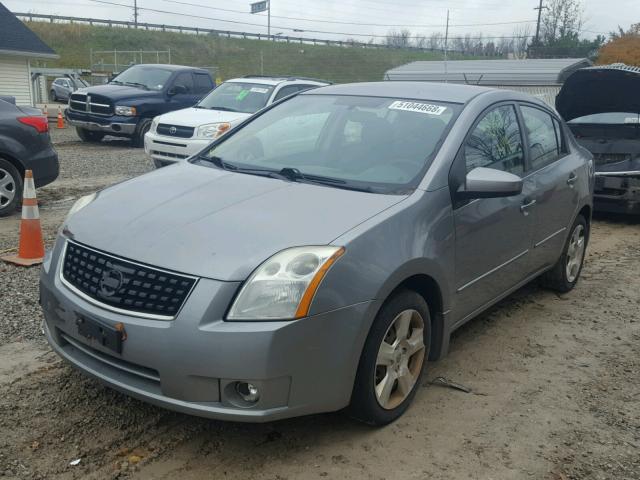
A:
[[540, 214, 588, 293], [50, 90, 57, 102], [0, 158, 23, 217], [131, 119, 151, 148], [348, 290, 431, 426], [76, 127, 105, 143]]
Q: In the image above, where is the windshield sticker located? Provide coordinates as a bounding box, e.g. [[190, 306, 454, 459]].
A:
[[624, 117, 639, 124], [236, 90, 249, 101], [388, 101, 447, 115], [250, 87, 269, 94]]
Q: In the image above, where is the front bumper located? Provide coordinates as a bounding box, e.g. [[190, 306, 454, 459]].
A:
[[40, 237, 375, 422], [144, 130, 211, 166], [66, 109, 137, 135], [594, 173, 640, 215]]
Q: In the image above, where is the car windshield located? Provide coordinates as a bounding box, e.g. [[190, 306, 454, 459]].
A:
[[110, 66, 173, 91], [569, 112, 640, 125], [197, 94, 461, 193], [196, 82, 275, 114]]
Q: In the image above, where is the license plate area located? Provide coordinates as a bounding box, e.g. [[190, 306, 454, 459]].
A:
[[75, 315, 125, 354]]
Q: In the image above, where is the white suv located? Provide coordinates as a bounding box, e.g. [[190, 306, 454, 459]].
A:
[[144, 76, 329, 167]]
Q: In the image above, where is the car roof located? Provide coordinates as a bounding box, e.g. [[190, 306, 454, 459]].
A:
[[301, 81, 495, 104], [226, 76, 329, 86], [126, 64, 210, 73]]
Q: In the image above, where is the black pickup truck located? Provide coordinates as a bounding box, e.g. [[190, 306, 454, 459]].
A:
[[66, 64, 215, 146]]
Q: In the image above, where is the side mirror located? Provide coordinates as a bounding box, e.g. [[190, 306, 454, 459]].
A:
[[457, 167, 523, 200], [168, 84, 188, 96]]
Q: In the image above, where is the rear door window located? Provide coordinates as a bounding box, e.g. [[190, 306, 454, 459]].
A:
[[520, 105, 561, 170], [465, 105, 525, 175], [193, 73, 213, 94]]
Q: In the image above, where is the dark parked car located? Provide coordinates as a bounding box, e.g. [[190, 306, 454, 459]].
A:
[[50, 77, 89, 103], [66, 64, 215, 147], [0, 98, 59, 216], [557, 63, 640, 215]]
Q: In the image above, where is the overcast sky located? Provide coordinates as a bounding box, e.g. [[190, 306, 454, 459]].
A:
[[4, 0, 636, 43]]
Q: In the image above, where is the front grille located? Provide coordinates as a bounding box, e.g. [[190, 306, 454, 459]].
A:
[[157, 124, 195, 138], [62, 241, 197, 319], [152, 150, 189, 159], [69, 93, 113, 115]]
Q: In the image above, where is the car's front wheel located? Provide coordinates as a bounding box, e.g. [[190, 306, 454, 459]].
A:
[[349, 290, 431, 425], [131, 119, 151, 148], [0, 158, 23, 217], [76, 127, 105, 143], [541, 214, 588, 293], [50, 90, 57, 102]]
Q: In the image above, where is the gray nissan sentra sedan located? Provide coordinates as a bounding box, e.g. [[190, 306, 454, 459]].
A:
[[40, 82, 594, 425]]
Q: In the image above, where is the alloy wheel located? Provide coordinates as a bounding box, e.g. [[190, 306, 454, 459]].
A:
[[0, 168, 16, 208], [566, 224, 586, 283], [374, 309, 426, 410]]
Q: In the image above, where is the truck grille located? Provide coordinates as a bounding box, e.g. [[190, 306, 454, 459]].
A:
[[61, 241, 197, 319], [69, 93, 113, 115], [157, 124, 195, 138]]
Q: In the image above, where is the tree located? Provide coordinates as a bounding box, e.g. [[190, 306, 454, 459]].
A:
[[385, 29, 412, 48], [597, 24, 640, 65]]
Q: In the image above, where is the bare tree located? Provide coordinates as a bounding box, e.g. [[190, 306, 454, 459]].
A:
[[541, 0, 584, 43], [385, 29, 412, 48], [512, 24, 531, 58]]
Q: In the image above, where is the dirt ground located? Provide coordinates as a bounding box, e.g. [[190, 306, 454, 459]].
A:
[[0, 129, 639, 480]]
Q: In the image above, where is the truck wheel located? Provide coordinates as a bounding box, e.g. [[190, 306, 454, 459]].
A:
[[540, 215, 588, 293], [132, 119, 151, 148], [76, 127, 105, 143], [348, 290, 431, 426], [0, 158, 23, 217]]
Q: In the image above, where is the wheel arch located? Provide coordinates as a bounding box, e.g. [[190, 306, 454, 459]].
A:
[[0, 150, 26, 178]]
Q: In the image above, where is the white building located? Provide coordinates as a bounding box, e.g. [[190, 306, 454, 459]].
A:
[[384, 58, 592, 109], [0, 2, 58, 105]]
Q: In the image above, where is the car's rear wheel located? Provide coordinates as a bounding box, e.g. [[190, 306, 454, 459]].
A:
[[540, 214, 588, 293], [0, 158, 23, 217], [132, 119, 151, 148], [348, 290, 430, 425], [76, 127, 105, 143]]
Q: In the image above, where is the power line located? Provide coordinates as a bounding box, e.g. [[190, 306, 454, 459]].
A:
[[161, 0, 536, 28], [82, 0, 537, 40]]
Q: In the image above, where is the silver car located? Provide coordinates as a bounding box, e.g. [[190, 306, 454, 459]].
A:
[[40, 82, 593, 425]]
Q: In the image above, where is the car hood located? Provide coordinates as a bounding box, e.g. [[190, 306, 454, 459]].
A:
[[65, 163, 407, 281], [154, 107, 251, 127], [556, 65, 640, 122], [77, 84, 160, 102]]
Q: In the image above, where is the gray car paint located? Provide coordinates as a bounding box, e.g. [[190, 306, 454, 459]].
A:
[[41, 82, 593, 422]]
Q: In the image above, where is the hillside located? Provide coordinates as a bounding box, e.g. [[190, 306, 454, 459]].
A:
[[25, 21, 474, 83]]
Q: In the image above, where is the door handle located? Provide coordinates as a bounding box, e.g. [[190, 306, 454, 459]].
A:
[[520, 199, 537, 214], [567, 173, 578, 186]]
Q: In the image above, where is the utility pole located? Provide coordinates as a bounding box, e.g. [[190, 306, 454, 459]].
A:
[[268, 0, 271, 40], [534, 0, 544, 44], [133, 0, 138, 27], [444, 9, 449, 81]]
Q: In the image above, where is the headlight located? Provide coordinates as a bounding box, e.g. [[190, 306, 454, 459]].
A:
[[66, 192, 97, 219], [151, 117, 159, 133], [197, 122, 231, 139], [227, 246, 345, 320], [115, 105, 137, 116]]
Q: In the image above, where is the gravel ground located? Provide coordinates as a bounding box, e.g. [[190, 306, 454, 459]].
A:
[[0, 128, 639, 480]]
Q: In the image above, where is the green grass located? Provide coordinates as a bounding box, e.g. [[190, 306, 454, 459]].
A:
[[26, 21, 477, 83]]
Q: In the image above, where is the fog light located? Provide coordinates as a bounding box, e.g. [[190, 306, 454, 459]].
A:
[[235, 382, 260, 403]]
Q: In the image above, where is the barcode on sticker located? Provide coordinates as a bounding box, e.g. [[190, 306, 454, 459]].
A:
[[389, 101, 446, 115]]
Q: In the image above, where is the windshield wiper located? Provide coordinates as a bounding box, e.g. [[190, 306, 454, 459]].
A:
[[124, 82, 149, 90], [109, 80, 124, 85], [210, 106, 239, 112], [277, 168, 376, 192]]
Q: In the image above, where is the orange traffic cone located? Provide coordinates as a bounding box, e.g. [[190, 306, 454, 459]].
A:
[[1, 170, 45, 266], [43, 104, 48, 118], [57, 106, 65, 129]]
